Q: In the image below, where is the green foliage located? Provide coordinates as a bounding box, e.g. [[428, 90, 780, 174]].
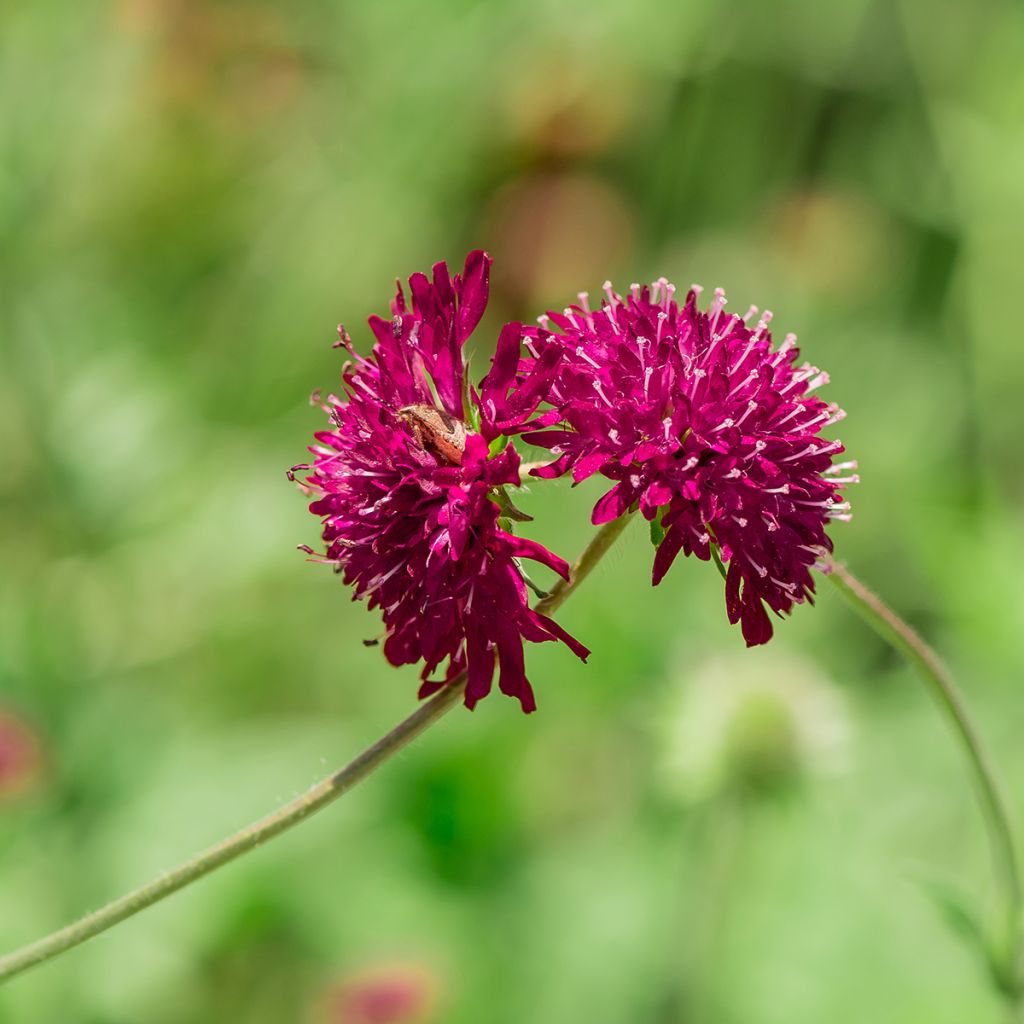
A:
[[2, 0, 1024, 1020]]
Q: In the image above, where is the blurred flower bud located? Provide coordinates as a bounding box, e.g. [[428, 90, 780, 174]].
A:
[[483, 173, 635, 309], [0, 709, 43, 801], [658, 652, 851, 802], [320, 962, 437, 1024]]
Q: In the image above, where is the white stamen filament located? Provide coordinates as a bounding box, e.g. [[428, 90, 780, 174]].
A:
[[770, 333, 798, 367], [751, 310, 773, 341], [592, 379, 614, 408], [730, 341, 757, 376], [364, 562, 403, 597], [779, 443, 819, 462], [798, 409, 831, 431], [708, 287, 727, 332], [734, 400, 758, 428], [780, 364, 819, 396], [728, 369, 757, 398], [353, 376, 378, 399]]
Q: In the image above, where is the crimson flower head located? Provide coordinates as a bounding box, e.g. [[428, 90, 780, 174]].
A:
[[518, 279, 855, 645], [295, 251, 586, 712]]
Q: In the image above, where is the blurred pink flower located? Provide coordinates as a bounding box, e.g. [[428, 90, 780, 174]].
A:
[[322, 963, 436, 1024], [0, 710, 42, 800]]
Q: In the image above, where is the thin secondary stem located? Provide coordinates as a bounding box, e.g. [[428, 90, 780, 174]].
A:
[[535, 513, 632, 617], [826, 557, 1022, 970], [0, 515, 632, 985]]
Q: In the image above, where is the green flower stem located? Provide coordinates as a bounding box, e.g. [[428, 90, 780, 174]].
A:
[[0, 515, 631, 985], [535, 512, 632, 617], [826, 556, 1022, 979]]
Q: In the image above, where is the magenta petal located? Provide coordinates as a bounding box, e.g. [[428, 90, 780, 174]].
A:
[[456, 250, 491, 343], [484, 321, 522, 396], [533, 611, 590, 661], [652, 523, 686, 585], [464, 630, 496, 710], [740, 592, 774, 646], [493, 617, 535, 712], [368, 314, 395, 348], [592, 483, 628, 524], [503, 533, 571, 580], [462, 433, 489, 465], [572, 451, 609, 483], [431, 259, 455, 313]]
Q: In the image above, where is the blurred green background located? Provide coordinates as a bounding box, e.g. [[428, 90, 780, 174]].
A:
[[3, 0, 1024, 1021]]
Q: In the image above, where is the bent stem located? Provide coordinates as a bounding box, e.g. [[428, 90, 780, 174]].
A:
[[826, 556, 1022, 989], [0, 515, 632, 985]]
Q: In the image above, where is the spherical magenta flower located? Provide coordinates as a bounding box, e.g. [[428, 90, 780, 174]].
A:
[[518, 279, 856, 646], [295, 252, 587, 712]]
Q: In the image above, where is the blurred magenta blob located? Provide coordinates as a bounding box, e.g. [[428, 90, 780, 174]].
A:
[[0, 710, 42, 801], [320, 962, 437, 1024]]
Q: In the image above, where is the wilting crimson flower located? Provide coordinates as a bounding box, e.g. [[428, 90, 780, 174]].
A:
[[517, 279, 856, 645], [295, 252, 587, 712]]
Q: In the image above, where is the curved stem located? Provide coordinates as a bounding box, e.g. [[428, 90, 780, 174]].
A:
[[0, 516, 632, 985], [826, 557, 1022, 975], [535, 512, 632, 618]]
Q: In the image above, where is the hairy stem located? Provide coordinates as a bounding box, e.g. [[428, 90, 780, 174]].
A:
[[826, 557, 1022, 980], [0, 516, 631, 985]]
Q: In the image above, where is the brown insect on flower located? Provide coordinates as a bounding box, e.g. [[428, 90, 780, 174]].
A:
[[397, 404, 467, 466]]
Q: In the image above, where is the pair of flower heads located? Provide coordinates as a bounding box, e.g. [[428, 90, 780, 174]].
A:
[[294, 251, 856, 713]]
